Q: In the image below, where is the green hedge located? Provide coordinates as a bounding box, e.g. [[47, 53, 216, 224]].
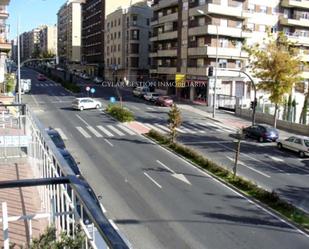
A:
[[147, 129, 309, 230], [106, 104, 134, 122]]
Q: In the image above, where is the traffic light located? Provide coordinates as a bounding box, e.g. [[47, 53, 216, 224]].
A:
[[208, 66, 214, 77], [250, 100, 257, 109]]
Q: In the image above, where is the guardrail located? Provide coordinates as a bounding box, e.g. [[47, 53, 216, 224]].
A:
[[1, 104, 130, 248]]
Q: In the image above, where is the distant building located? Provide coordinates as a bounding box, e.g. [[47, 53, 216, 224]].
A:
[[104, 1, 152, 82], [39, 25, 57, 56], [11, 39, 17, 63], [0, 0, 11, 85], [57, 0, 85, 65], [81, 0, 105, 76]]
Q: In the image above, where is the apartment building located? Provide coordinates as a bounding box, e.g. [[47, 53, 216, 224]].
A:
[[104, 1, 153, 82], [57, 0, 85, 65], [150, 0, 309, 120], [81, 0, 105, 76], [19, 27, 43, 62], [39, 25, 57, 56], [0, 0, 10, 85]]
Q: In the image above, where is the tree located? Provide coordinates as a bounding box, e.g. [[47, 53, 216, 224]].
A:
[[287, 94, 292, 121], [31, 226, 85, 249], [245, 32, 303, 127], [299, 93, 308, 125], [168, 104, 182, 143], [5, 73, 15, 93]]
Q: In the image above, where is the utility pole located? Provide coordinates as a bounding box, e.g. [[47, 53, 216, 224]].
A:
[[17, 16, 21, 104]]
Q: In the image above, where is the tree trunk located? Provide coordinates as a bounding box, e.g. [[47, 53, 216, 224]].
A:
[[287, 94, 292, 122], [273, 104, 278, 128], [299, 93, 309, 124]]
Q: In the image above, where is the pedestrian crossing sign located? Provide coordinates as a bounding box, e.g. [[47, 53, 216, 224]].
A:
[[175, 74, 186, 88]]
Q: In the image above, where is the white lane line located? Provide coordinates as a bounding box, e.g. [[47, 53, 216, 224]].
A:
[[181, 126, 197, 134], [144, 172, 162, 189], [54, 128, 68, 140], [147, 107, 155, 111], [183, 124, 205, 133], [54, 96, 62, 102], [97, 125, 114, 137], [104, 139, 114, 147], [76, 126, 91, 138], [109, 219, 119, 231], [107, 125, 125, 136], [144, 123, 166, 133], [76, 114, 90, 126], [175, 127, 186, 134], [87, 126, 103, 137], [31, 95, 39, 106], [157, 160, 175, 174], [154, 123, 170, 132], [267, 155, 284, 162], [117, 124, 136, 135], [226, 156, 271, 178], [130, 105, 140, 111]]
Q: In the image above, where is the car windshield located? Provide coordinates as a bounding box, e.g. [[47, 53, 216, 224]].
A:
[[63, 155, 80, 175], [49, 134, 65, 148], [304, 139, 309, 147]]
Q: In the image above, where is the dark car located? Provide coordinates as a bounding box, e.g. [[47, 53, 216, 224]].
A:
[[58, 148, 81, 176], [45, 128, 66, 149], [243, 124, 279, 142], [37, 74, 46, 81]]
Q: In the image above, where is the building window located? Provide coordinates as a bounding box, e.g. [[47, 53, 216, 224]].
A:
[[118, 32, 121, 38], [248, 4, 254, 13], [147, 18, 150, 26], [260, 6, 267, 14], [118, 44, 121, 51], [219, 59, 227, 68], [118, 18, 121, 26], [236, 60, 241, 68], [131, 30, 139, 40]]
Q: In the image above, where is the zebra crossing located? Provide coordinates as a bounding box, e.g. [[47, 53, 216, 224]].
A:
[[36, 82, 61, 87], [55, 123, 138, 140], [143, 121, 236, 135]]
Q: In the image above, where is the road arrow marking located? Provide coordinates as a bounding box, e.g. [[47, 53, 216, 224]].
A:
[[156, 160, 191, 185]]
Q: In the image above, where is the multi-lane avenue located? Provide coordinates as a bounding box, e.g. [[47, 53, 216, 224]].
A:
[[22, 68, 309, 249]]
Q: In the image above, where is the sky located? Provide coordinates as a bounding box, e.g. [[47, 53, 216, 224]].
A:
[[8, 0, 142, 40]]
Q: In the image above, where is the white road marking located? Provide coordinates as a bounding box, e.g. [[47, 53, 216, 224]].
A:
[[150, 136, 308, 238], [144, 123, 166, 133], [54, 128, 68, 140], [104, 139, 114, 147], [87, 126, 102, 137], [156, 160, 191, 185], [76, 114, 91, 126], [130, 105, 140, 111], [144, 172, 162, 189], [175, 127, 186, 134], [97, 125, 114, 137], [107, 125, 125, 136], [267, 155, 284, 162], [181, 126, 197, 134], [186, 123, 206, 133], [226, 156, 271, 178], [54, 96, 62, 102], [147, 107, 155, 111], [109, 219, 119, 231], [100, 203, 107, 213], [117, 124, 136, 135], [183, 141, 233, 144], [76, 126, 91, 138], [154, 123, 170, 132], [31, 95, 39, 106]]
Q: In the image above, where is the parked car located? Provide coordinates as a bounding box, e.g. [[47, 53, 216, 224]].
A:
[[72, 97, 102, 111], [93, 76, 103, 84], [277, 136, 309, 158], [243, 124, 279, 142], [79, 73, 90, 80], [37, 74, 46, 81], [155, 96, 173, 107], [133, 87, 150, 98], [45, 128, 66, 149], [144, 92, 160, 102], [58, 148, 81, 176]]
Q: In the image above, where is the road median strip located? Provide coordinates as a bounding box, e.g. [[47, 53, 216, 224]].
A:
[[145, 129, 309, 232]]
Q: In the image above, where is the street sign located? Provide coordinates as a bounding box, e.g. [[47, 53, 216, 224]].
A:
[[86, 86, 90, 91], [175, 74, 186, 88], [110, 97, 116, 103], [90, 88, 95, 94]]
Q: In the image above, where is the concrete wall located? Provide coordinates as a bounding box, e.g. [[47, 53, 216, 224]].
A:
[[236, 107, 309, 135]]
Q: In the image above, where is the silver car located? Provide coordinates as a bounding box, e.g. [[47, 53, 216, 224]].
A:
[[277, 135, 309, 158], [72, 98, 102, 111]]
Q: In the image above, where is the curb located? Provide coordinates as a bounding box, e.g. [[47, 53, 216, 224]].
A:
[[143, 133, 309, 236]]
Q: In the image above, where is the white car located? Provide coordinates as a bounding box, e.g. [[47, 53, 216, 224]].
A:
[[144, 92, 160, 102], [93, 76, 103, 84], [133, 87, 150, 97], [72, 98, 102, 111], [277, 135, 309, 158]]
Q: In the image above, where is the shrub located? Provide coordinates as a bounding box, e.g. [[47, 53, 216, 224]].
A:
[[106, 104, 134, 122]]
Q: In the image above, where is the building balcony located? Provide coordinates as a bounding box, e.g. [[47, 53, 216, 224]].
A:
[[280, 16, 309, 28], [157, 49, 177, 57], [0, 39, 10, 52], [207, 25, 251, 38], [151, 30, 178, 41], [157, 66, 177, 74], [157, 12, 178, 25], [281, 0, 309, 9], [152, 0, 178, 11], [189, 3, 244, 19], [187, 67, 207, 76], [0, 10, 8, 19], [149, 52, 158, 57], [287, 34, 309, 46], [188, 46, 247, 59]]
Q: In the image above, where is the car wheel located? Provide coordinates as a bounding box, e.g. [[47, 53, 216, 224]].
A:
[[80, 106, 84, 111], [277, 143, 282, 149], [299, 151, 305, 158], [96, 104, 100, 109], [259, 137, 264, 143]]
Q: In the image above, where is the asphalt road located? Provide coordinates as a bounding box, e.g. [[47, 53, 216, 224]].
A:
[[21, 68, 309, 249]]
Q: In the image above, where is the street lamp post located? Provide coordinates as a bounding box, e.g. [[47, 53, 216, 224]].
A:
[[197, 9, 219, 118], [17, 16, 21, 104]]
